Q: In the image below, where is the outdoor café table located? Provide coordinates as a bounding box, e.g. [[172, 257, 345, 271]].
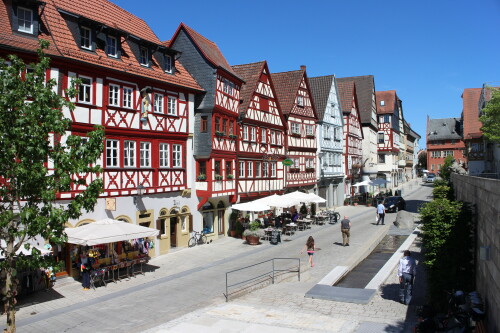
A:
[[117, 261, 130, 280], [263, 228, 274, 241], [315, 215, 327, 225], [103, 265, 118, 284], [132, 257, 149, 276], [302, 218, 313, 229]]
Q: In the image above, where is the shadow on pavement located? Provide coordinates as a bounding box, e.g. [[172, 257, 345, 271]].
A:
[[404, 199, 427, 213], [332, 242, 344, 247], [13, 288, 64, 312]]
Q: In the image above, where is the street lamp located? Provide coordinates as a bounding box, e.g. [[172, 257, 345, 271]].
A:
[[133, 184, 146, 204]]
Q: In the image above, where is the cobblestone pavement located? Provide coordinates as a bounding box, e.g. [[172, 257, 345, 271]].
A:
[[2, 180, 431, 332]]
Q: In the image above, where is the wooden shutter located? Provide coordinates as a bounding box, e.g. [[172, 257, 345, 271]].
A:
[[189, 215, 193, 232]]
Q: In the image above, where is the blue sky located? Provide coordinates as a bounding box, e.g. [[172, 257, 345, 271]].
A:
[[112, 0, 500, 147]]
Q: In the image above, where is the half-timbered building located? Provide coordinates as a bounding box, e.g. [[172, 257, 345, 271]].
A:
[[272, 66, 318, 192], [337, 76, 379, 180], [231, 61, 287, 202], [337, 81, 363, 197], [309, 75, 345, 208], [169, 23, 243, 238], [0, 0, 204, 272], [375, 91, 406, 187]]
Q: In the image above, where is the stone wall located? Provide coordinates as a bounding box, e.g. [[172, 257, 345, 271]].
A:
[[452, 174, 500, 333]]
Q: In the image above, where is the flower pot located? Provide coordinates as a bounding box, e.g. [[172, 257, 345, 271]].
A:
[[229, 230, 236, 237], [245, 235, 260, 245]]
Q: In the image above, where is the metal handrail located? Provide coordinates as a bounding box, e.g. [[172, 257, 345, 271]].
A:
[[224, 257, 300, 302]]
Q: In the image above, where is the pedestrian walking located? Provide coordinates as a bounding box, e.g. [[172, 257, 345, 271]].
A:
[[376, 201, 386, 225], [300, 236, 316, 267], [340, 216, 351, 246], [398, 250, 416, 305], [79, 252, 91, 290]]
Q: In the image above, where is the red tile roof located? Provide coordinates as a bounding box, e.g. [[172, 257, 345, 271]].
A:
[[337, 80, 356, 115], [0, 0, 202, 92], [375, 90, 397, 114], [462, 88, 482, 139], [170, 23, 240, 81], [271, 68, 305, 115], [232, 61, 266, 114]]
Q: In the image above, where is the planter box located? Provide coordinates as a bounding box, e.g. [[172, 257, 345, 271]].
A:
[[245, 235, 260, 245]]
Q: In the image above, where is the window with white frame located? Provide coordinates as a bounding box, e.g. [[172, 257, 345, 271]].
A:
[[270, 131, 276, 145], [255, 162, 261, 177], [109, 84, 119, 106], [159, 143, 169, 167], [293, 158, 300, 168], [271, 162, 276, 177], [250, 127, 256, 142], [239, 161, 245, 177], [443, 150, 454, 157], [223, 79, 234, 95], [80, 26, 92, 50], [262, 162, 268, 177], [323, 125, 329, 139], [378, 132, 384, 144], [261, 128, 267, 143], [164, 54, 173, 73], [167, 96, 177, 116], [17, 7, 33, 34], [431, 151, 441, 158], [106, 35, 118, 57], [306, 125, 314, 136], [106, 140, 119, 167], [243, 126, 248, 141], [123, 87, 133, 108], [172, 144, 182, 167], [335, 127, 342, 141], [123, 141, 136, 167], [78, 76, 92, 104], [247, 161, 253, 177], [140, 142, 151, 167], [139, 47, 149, 66], [291, 122, 300, 134], [297, 95, 304, 107], [154, 93, 164, 113], [276, 132, 281, 145]]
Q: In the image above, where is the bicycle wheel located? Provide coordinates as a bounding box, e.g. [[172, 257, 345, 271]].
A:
[[200, 234, 208, 245], [188, 237, 197, 248]]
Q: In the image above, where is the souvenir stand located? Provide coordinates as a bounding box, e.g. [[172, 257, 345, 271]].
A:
[[64, 219, 159, 288]]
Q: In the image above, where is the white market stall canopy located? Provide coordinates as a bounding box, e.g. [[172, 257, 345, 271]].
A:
[[232, 201, 271, 212], [65, 218, 159, 246], [280, 191, 326, 204], [254, 194, 301, 208], [0, 239, 52, 259]]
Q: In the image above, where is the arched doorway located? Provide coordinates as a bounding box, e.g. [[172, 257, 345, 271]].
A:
[[217, 201, 225, 236], [168, 207, 179, 248]]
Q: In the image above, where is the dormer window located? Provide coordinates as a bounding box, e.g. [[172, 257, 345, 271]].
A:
[[139, 47, 149, 67], [80, 26, 92, 50], [380, 100, 385, 106], [17, 7, 33, 34], [106, 36, 118, 58], [297, 95, 304, 107], [164, 54, 173, 73]]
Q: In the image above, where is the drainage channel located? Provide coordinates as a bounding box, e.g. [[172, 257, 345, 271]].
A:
[[334, 234, 407, 288]]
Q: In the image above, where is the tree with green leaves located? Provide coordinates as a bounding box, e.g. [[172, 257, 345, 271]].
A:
[[417, 150, 427, 170], [439, 155, 454, 182], [0, 41, 104, 332], [480, 87, 500, 142]]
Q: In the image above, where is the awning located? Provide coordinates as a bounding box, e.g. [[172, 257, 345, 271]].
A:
[[0, 239, 52, 259], [65, 218, 159, 246], [232, 201, 271, 212]]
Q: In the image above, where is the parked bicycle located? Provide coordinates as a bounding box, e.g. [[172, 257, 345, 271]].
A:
[[325, 210, 341, 224], [188, 230, 208, 247]]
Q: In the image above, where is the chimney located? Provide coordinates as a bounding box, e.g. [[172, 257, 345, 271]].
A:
[[300, 65, 306, 71]]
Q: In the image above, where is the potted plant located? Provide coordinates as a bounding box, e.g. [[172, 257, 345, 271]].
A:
[[229, 211, 239, 237], [344, 198, 350, 206], [243, 220, 264, 245], [215, 131, 225, 137], [215, 174, 223, 181], [197, 173, 206, 181], [235, 220, 244, 238], [227, 174, 234, 180]]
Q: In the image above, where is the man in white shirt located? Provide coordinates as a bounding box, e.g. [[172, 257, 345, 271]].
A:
[[376, 201, 386, 225], [398, 250, 417, 305]]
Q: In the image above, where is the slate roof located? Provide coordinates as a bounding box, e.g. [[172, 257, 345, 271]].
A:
[[462, 88, 483, 139], [375, 90, 398, 114], [309, 75, 335, 121], [427, 118, 462, 141], [337, 75, 375, 125], [337, 80, 356, 115], [170, 23, 241, 81], [232, 61, 266, 114], [0, 0, 202, 91], [271, 67, 307, 115]]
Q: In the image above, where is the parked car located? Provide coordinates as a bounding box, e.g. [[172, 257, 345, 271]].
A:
[[383, 196, 406, 213], [426, 173, 436, 183]]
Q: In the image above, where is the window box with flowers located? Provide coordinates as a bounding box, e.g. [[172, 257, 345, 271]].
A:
[[228, 134, 238, 140], [289, 168, 300, 173], [227, 174, 234, 180], [215, 131, 225, 137], [197, 174, 207, 181], [291, 132, 301, 137], [215, 174, 223, 181], [306, 134, 315, 138], [306, 168, 315, 173]]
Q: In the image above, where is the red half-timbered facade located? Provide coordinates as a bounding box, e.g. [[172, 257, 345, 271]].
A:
[[272, 66, 318, 191], [170, 23, 243, 237], [337, 81, 363, 195], [0, 0, 204, 265], [232, 61, 287, 201]]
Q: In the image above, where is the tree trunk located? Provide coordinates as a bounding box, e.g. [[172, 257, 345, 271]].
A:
[[5, 237, 16, 333]]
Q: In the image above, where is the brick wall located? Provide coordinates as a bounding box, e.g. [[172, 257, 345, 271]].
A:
[[452, 174, 500, 333]]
